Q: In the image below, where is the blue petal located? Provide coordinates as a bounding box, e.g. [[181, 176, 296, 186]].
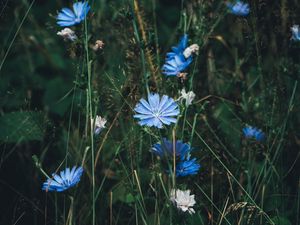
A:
[[73, 2, 84, 18], [80, 2, 90, 19], [42, 166, 83, 192], [53, 174, 63, 184], [152, 144, 163, 157], [161, 34, 194, 76], [159, 116, 177, 125], [139, 117, 161, 128], [133, 114, 155, 120], [158, 96, 174, 112], [153, 117, 163, 128], [139, 99, 152, 112], [57, 13, 74, 21], [243, 125, 265, 142], [134, 104, 151, 115], [134, 94, 178, 128], [61, 8, 75, 18], [148, 93, 160, 109], [56, 2, 90, 27], [69, 166, 76, 178], [161, 103, 179, 115], [57, 20, 76, 27], [176, 158, 200, 177], [178, 34, 188, 51], [227, 1, 250, 16], [65, 168, 71, 182]]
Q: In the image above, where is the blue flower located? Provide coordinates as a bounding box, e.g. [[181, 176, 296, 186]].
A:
[[57, 1, 90, 27], [176, 158, 201, 177], [42, 166, 83, 192], [291, 25, 300, 41], [151, 138, 201, 177], [133, 93, 179, 129], [152, 138, 192, 160], [243, 125, 265, 141], [161, 35, 193, 76], [226, 1, 250, 16]]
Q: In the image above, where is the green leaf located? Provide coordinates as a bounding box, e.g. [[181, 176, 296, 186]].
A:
[[112, 185, 135, 204], [0, 111, 46, 143]]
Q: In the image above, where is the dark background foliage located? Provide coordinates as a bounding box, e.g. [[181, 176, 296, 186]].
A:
[[0, 0, 299, 224]]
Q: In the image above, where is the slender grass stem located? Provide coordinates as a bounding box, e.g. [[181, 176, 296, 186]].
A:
[[188, 121, 275, 225], [181, 106, 187, 140], [0, 0, 35, 74], [84, 13, 96, 225]]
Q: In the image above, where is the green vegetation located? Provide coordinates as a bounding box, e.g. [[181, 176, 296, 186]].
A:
[[0, 0, 299, 224]]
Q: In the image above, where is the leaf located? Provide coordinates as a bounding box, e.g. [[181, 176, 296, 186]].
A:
[[112, 185, 135, 204], [0, 111, 46, 143]]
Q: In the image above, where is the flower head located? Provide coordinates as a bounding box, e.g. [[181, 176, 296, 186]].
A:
[[152, 138, 192, 160], [226, 1, 250, 16], [133, 93, 179, 129], [42, 166, 83, 192], [151, 138, 200, 177], [243, 125, 265, 141], [92, 115, 107, 135], [176, 158, 201, 177], [179, 89, 196, 107], [57, 28, 77, 41], [57, 1, 90, 27], [291, 25, 300, 41], [162, 35, 198, 76], [92, 40, 105, 51], [170, 189, 196, 214]]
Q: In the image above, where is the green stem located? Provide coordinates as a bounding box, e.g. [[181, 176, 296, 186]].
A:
[[181, 106, 188, 140], [84, 14, 95, 225]]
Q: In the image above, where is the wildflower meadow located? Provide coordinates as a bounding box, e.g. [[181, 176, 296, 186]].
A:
[[0, 0, 300, 224]]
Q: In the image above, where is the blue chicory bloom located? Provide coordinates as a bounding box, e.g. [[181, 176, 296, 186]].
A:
[[161, 34, 193, 76], [176, 158, 201, 177], [243, 125, 265, 141], [151, 138, 201, 177], [133, 93, 180, 129], [152, 138, 192, 160], [57, 1, 90, 27], [291, 25, 300, 41], [226, 1, 250, 16], [42, 166, 83, 192]]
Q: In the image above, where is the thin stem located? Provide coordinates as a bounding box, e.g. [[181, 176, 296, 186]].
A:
[[172, 129, 176, 188], [84, 13, 96, 225], [181, 106, 188, 140]]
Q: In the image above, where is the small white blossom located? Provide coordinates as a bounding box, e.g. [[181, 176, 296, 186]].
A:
[[170, 189, 196, 214], [291, 25, 300, 41], [179, 89, 196, 107], [57, 28, 77, 41], [183, 44, 199, 58], [91, 115, 107, 135]]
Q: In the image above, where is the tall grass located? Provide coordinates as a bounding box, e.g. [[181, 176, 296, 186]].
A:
[[0, 0, 299, 225]]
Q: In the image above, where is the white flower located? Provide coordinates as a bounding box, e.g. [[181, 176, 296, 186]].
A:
[[170, 189, 196, 214], [183, 44, 199, 58], [291, 25, 300, 41], [91, 115, 107, 135], [57, 28, 77, 41], [179, 89, 196, 107]]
